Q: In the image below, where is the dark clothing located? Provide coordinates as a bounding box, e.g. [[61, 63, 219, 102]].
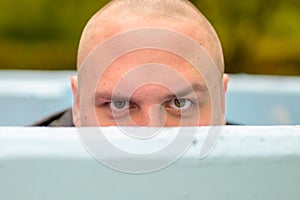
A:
[[33, 108, 238, 127], [32, 109, 74, 127]]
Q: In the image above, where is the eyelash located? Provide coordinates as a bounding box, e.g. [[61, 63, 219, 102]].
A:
[[167, 99, 193, 109], [104, 100, 135, 111], [101, 99, 196, 110]]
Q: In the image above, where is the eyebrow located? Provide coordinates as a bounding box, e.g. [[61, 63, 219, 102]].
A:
[[94, 83, 208, 102], [164, 83, 208, 99], [94, 92, 133, 103]]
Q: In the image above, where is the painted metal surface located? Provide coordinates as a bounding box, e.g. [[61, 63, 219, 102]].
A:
[[0, 126, 299, 199]]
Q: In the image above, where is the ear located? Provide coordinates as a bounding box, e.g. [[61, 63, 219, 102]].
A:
[[221, 73, 230, 124], [222, 73, 230, 93], [71, 76, 81, 126]]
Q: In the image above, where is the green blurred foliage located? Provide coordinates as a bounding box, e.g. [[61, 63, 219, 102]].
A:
[[0, 0, 109, 70], [192, 0, 300, 75], [0, 0, 299, 75]]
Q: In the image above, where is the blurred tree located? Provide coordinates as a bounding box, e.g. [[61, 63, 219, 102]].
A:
[[191, 0, 300, 75], [0, 0, 299, 75], [0, 0, 109, 70]]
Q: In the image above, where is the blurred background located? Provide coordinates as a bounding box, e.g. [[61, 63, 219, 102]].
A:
[[0, 0, 300, 126], [0, 0, 299, 74]]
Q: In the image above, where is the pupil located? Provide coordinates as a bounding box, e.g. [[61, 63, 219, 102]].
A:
[[174, 99, 185, 108], [114, 101, 126, 109]]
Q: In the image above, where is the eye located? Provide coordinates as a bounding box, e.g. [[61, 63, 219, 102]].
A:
[[169, 99, 192, 110], [110, 100, 130, 111]]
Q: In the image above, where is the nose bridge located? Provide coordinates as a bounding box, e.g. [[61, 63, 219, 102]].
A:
[[134, 104, 166, 126]]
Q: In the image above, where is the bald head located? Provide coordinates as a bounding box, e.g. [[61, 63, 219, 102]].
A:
[[77, 0, 224, 73]]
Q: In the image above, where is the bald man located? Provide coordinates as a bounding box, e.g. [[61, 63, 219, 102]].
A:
[[34, 0, 230, 127]]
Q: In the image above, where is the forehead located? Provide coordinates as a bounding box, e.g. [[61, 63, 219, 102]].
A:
[[77, 26, 221, 94], [87, 49, 211, 100], [99, 49, 204, 85]]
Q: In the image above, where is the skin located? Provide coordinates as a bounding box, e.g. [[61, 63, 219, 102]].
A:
[[71, 0, 230, 127]]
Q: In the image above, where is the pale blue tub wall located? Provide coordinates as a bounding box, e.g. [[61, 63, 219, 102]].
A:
[[0, 70, 299, 126], [0, 70, 75, 126], [226, 74, 300, 125], [1, 126, 300, 200]]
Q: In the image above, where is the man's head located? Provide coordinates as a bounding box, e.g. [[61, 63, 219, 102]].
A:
[[71, 0, 229, 127]]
